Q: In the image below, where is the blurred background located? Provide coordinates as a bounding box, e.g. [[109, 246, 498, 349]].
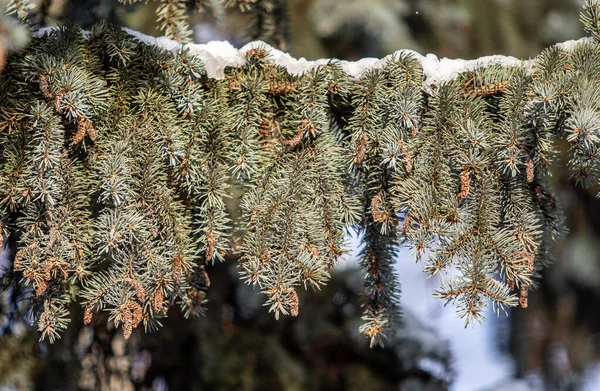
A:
[[2, 0, 600, 390]]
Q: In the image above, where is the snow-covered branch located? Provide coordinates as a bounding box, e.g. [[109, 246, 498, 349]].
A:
[[34, 27, 591, 85]]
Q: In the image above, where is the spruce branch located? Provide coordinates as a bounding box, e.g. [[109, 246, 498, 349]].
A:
[[2, 5, 599, 346]]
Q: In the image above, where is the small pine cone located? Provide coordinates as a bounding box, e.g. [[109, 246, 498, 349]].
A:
[[514, 251, 532, 275], [39, 74, 52, 99], [281, 126, 304, 148], [519, 284, 529, 308], [288, 289, 299, 317], [259, 119, 273, 138], [53, 91, 64, 112], [73, 120, 87, 145], [131, 278, 146, 302], [42, 261, 53, 281], [354, 136, 367, 164], [458, 169, 471, 199], [131, 302, 143, 328], [527, 252, 535, 272], [152, 288, 164, 313], [86, 122, 97, 142], [172, 254, 183, 284], [371, 192, 389, 223], [83, 302, 94, 325], [525, 158, 534, 183], [122, 310, 133, 340], [38, 300, 52, 333], [47, 226, 59, 250]]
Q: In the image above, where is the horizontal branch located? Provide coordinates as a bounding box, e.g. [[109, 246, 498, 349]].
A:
[[5, 21, 593, 343], [34, 27, 591, 85]]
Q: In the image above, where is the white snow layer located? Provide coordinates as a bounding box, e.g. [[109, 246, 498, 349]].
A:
[[34, 27, 592, 84]]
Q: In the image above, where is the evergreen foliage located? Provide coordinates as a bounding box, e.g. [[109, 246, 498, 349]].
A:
[[2, 0, 600, 348]]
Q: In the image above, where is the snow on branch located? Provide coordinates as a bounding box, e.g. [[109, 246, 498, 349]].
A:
[[34, 26, 592, 85]]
